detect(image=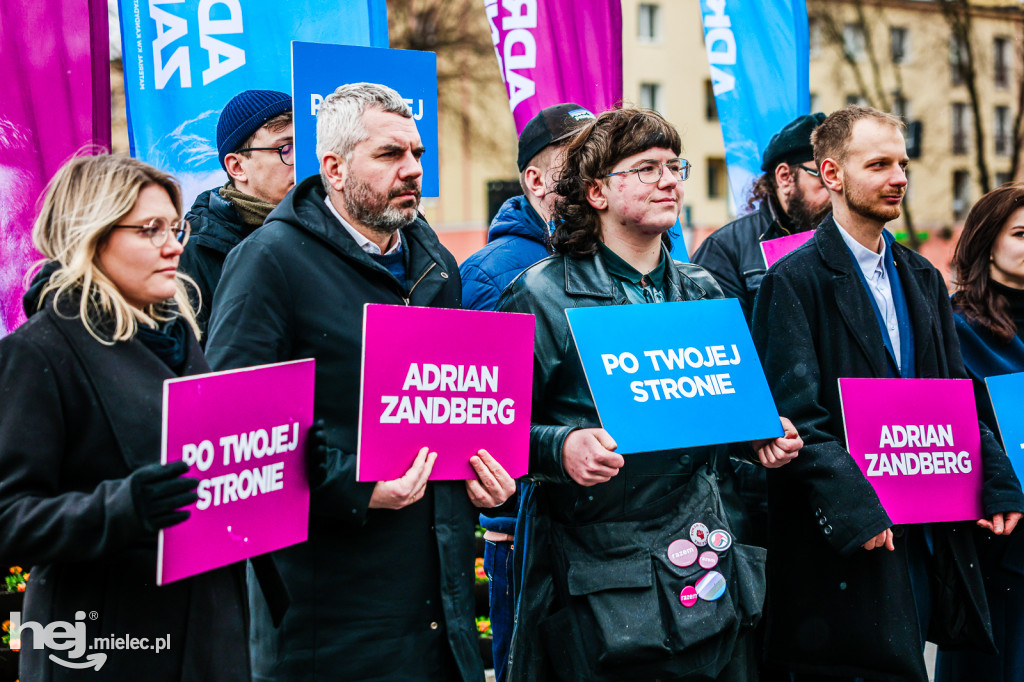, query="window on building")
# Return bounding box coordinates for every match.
[995,106,1010,156]
[952,103,969,155]
[704,80,717,121]
[640,83,662,113]
[996,171,1012,187]
[809,93,820,113]
[808,17,822,59]
[994,37,1009,88]
[707,158,727,200]
[891,93,909,121]
[843,23,866,60]
[953,170,971,221]
[846,94,868,107]
[950,34,968,86]
[890,27,909,64]
[638,4,659,42]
